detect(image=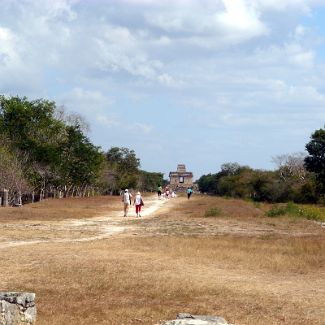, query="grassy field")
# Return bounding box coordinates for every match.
[0,194,324,325]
